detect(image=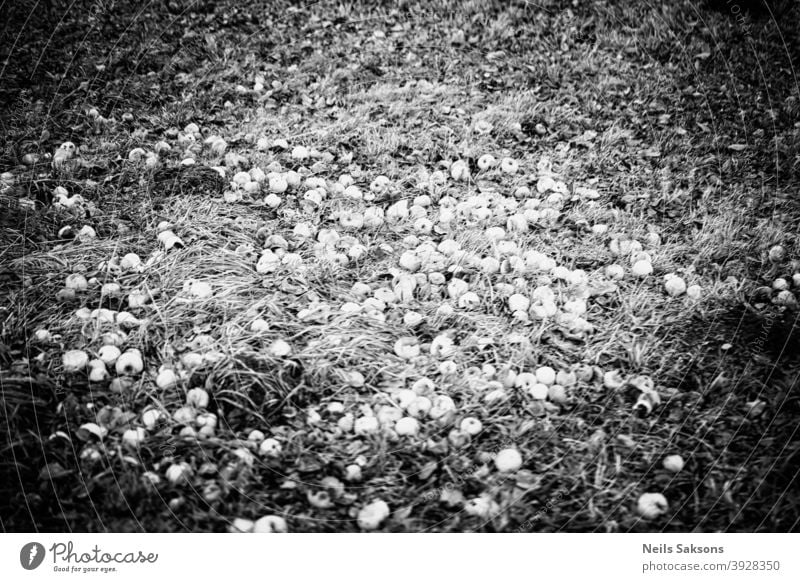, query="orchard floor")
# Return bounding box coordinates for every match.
[1,0,799,532]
